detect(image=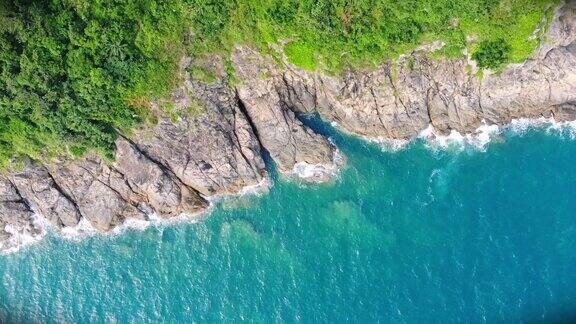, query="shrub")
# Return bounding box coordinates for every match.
[472,39,511,69]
